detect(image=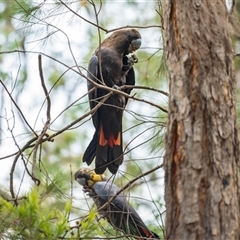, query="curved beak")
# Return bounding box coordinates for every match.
[131,38,141,51]
[76,177,87,186]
